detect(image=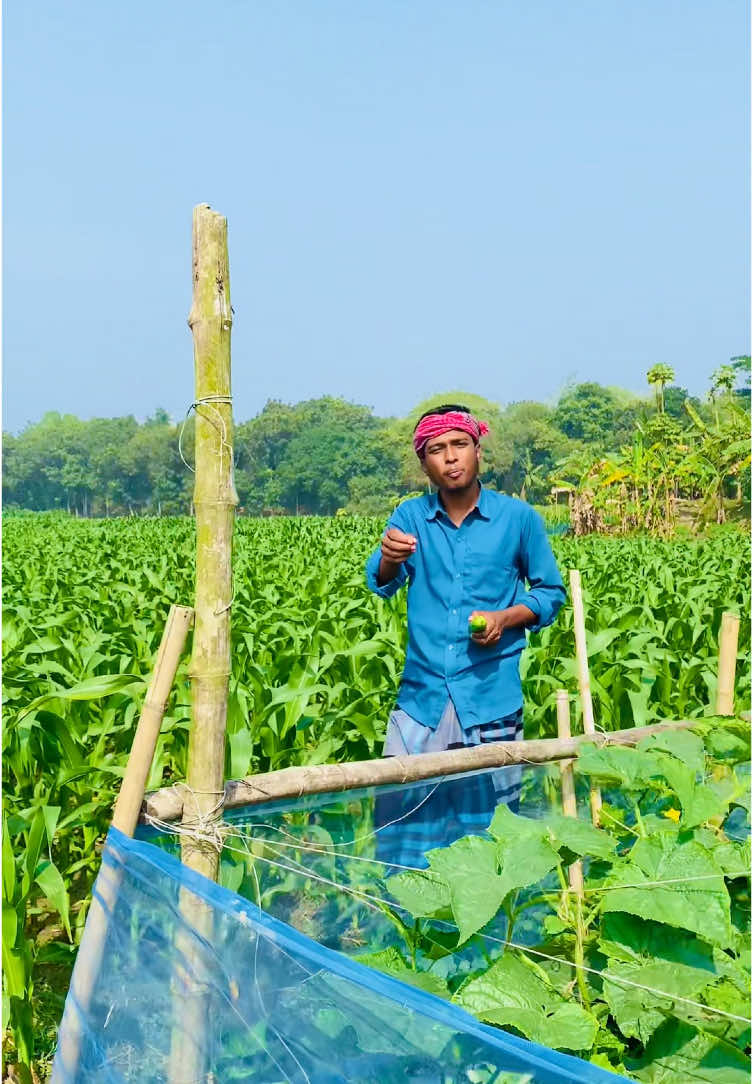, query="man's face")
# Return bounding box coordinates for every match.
[420,428,481,491]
